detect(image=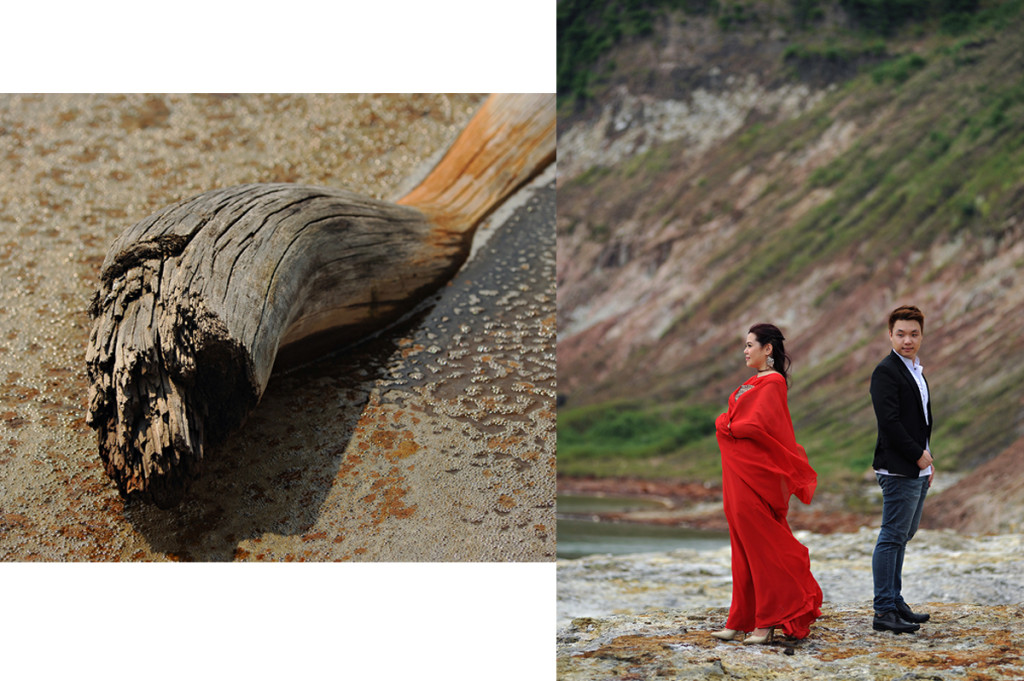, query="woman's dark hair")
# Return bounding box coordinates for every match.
[749,323,792,385]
